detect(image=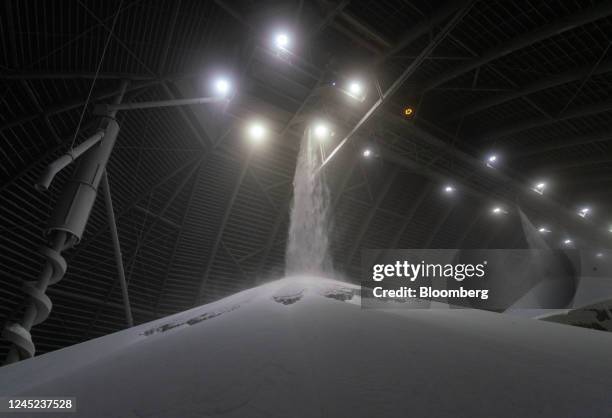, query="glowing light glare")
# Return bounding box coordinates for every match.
[486,154,498,168]
[340,79,366,101]
[563,239,573,245]
[213,78,231,96]
[348,81,362,95]
[532,181,546,194]
[444,185,455,193]
[578,207,590,218]
[492,206,506,215]
[247,121,266,143]
[274,32,290,49]
[538,227,551,233]
[362,149,372,158]
[313,123,329,140]
[404,107,414,118]
[596,252,604,258]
